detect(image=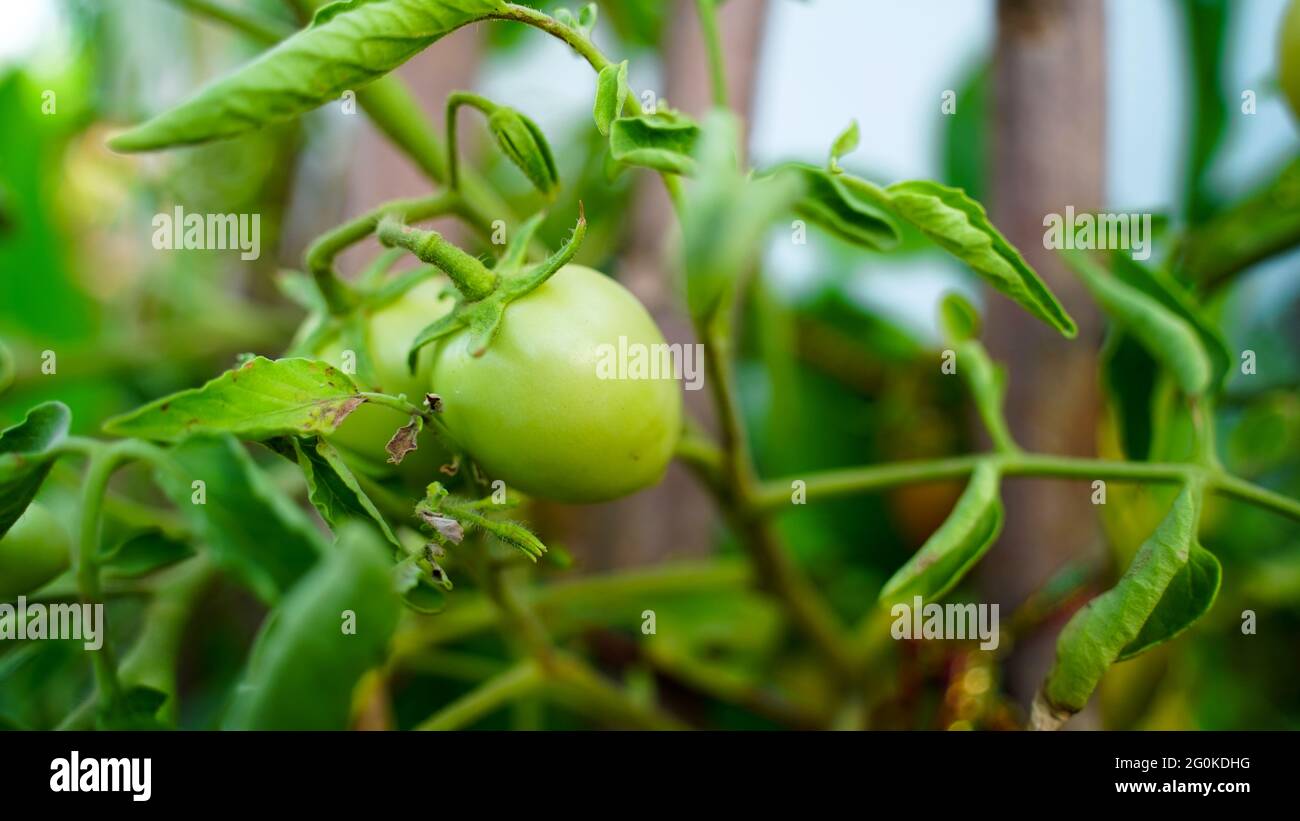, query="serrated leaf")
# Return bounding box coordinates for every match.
[609,113,700,175]
[0,401,70,538]
[1040,486,1203,718]
[769,163,900,251]
[1064,250,1211,397]
[593,60,629,136]
[108,0,506,152]
[879,462,1003,602]
[103,357,365,443]
[222,523,401,729]
[158,435,323,603]
[887,180,1077,337]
